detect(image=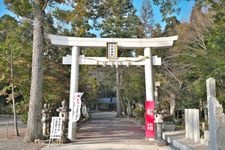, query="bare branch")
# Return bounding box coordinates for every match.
[162,60,182,87]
